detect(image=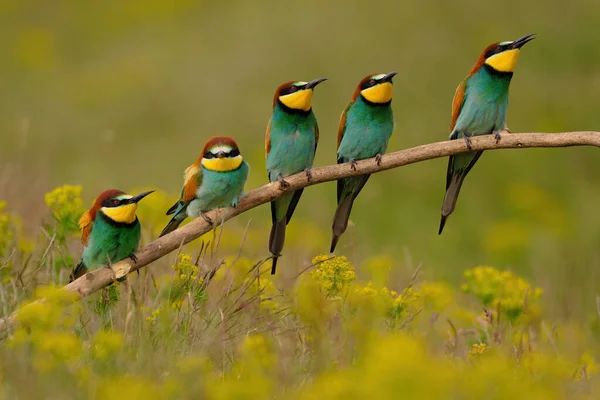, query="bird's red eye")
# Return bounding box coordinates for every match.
[112,199,119,205]
[369,79,376,86]
[289,86,297,92]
